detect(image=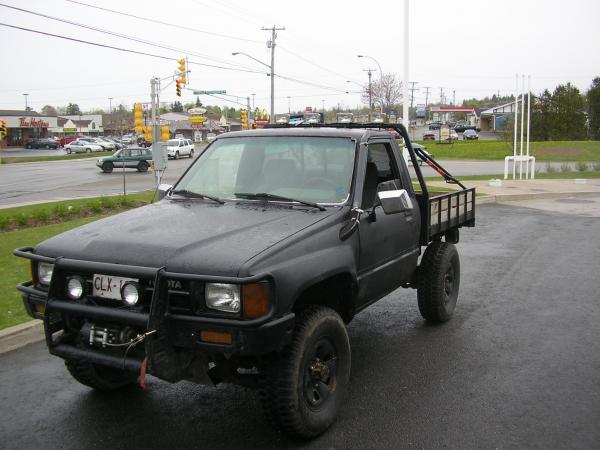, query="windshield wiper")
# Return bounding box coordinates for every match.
[234,192,326,211]
[170,189,225,204]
